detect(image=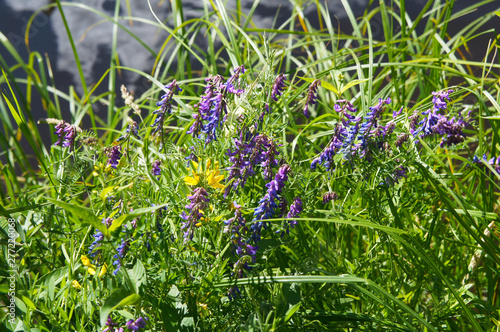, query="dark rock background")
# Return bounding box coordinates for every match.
[2,1,498,96]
